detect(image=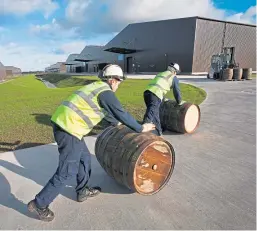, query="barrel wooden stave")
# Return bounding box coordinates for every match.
[160,100,200,134]
[114,132,143,188]
[95,126,118,177]
[221,68,233,81]
[96,126,135,187]
[233,68,243,80]
[242,68,252,80]
[111,128,152,188]
[160,100,184,132]
[95,125,175,195]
